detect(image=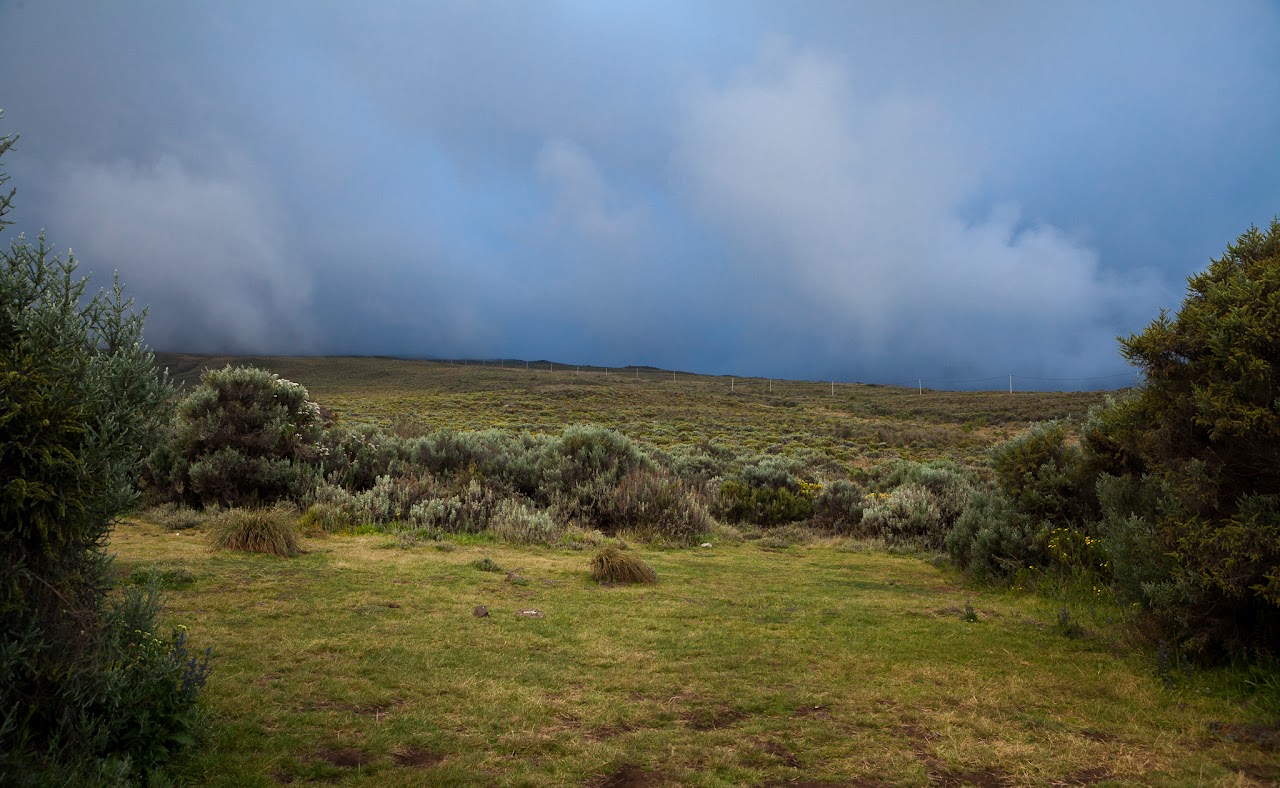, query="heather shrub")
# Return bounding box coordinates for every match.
[738,454,807,490]
[859,484,948,550]
[147,365,324,507]
[811,479,864,533]
[408,479,503,534]
[141,502,210,531]
[866,460,973,531]
[601,468,711,543]
[489,498,565,546]
[716,455,815,525]
[319,424,409,491]
[411,428,545,495]
[208,505,302,557]
[590,546,657,584]
[538,425,652,527]
[297,501,355,534]
[659,440,738,485]
[947,490,1045,579]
